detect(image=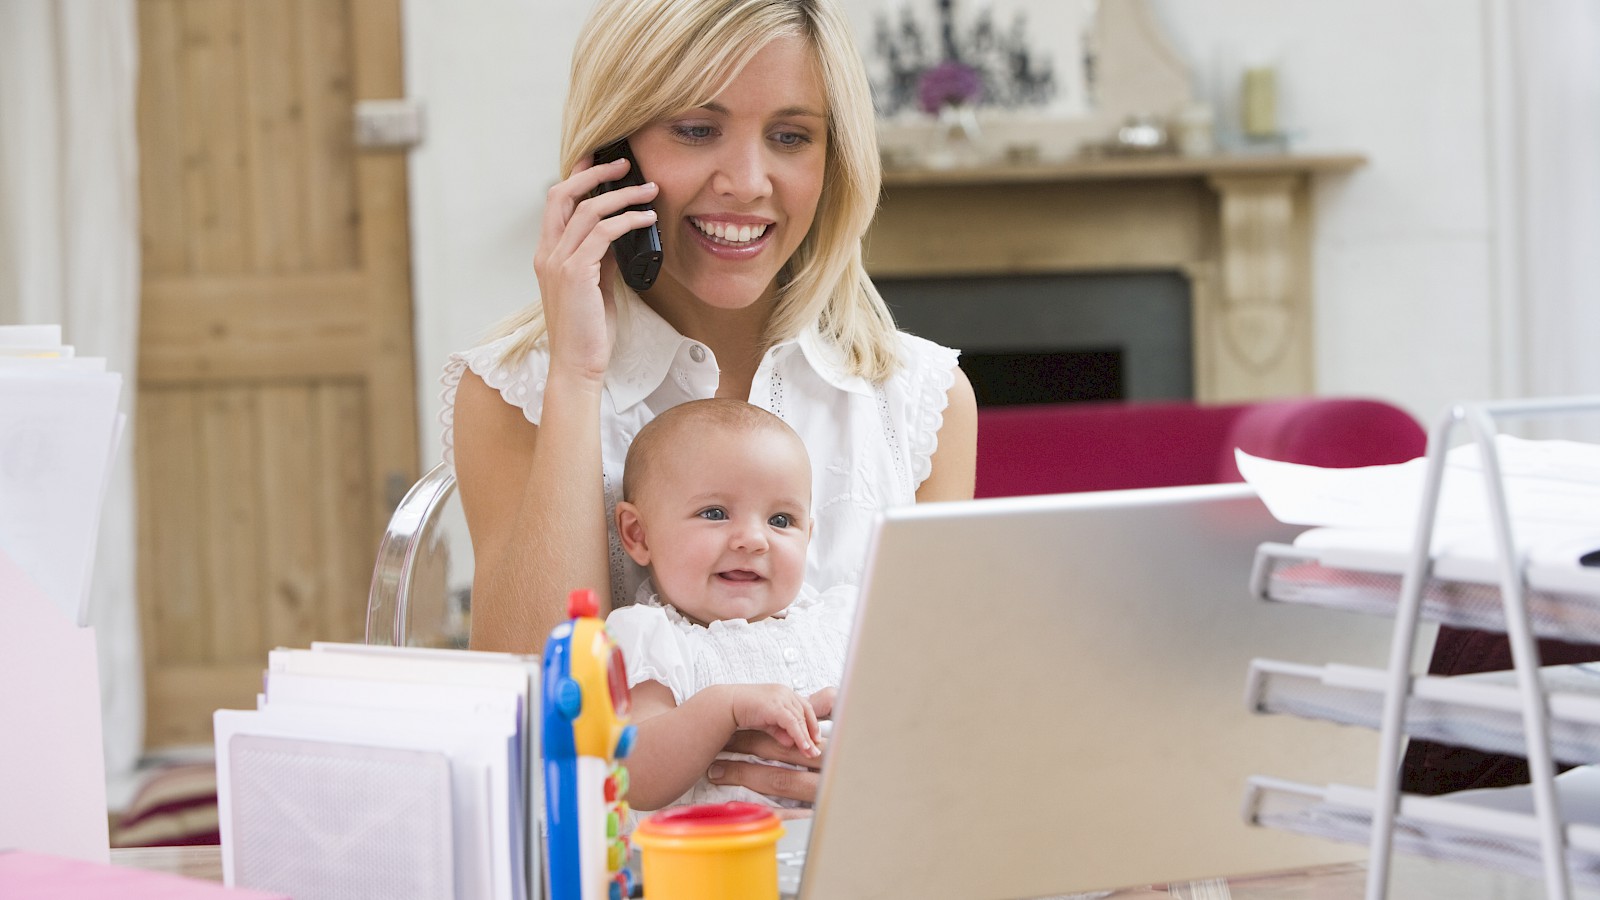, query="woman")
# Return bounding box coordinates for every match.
[443,0,976,804]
